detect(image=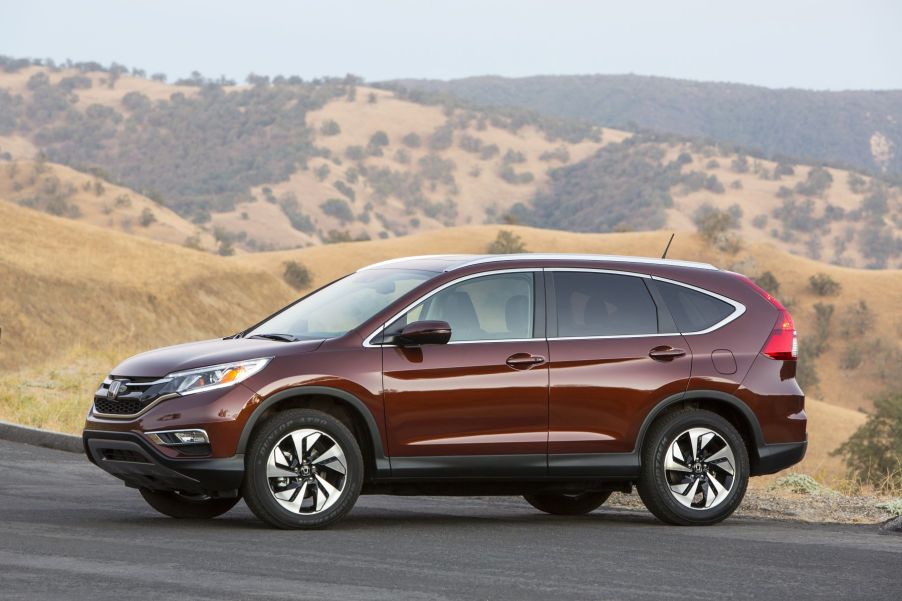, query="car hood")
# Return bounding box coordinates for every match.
[111,337,325,378]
